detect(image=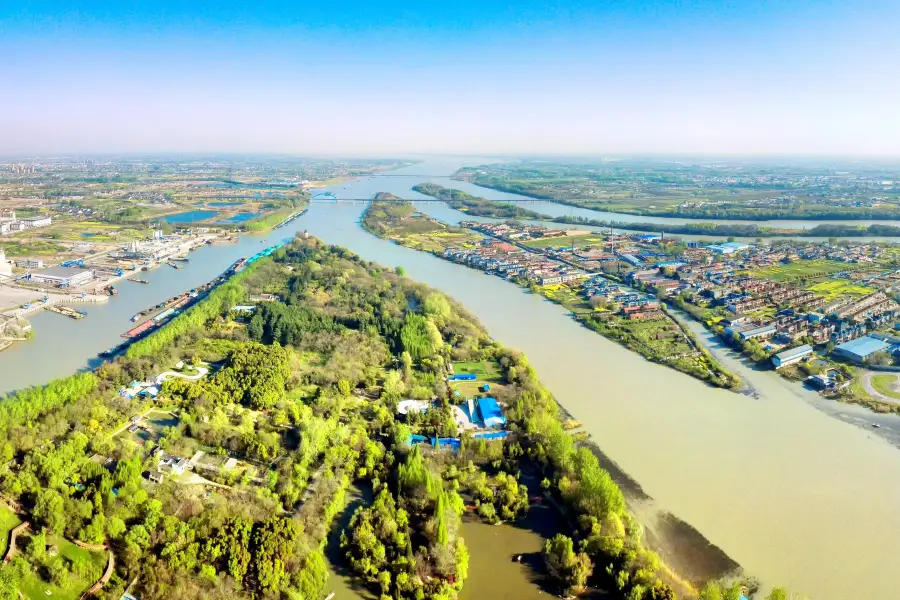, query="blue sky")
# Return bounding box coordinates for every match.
[2,1,898,156]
